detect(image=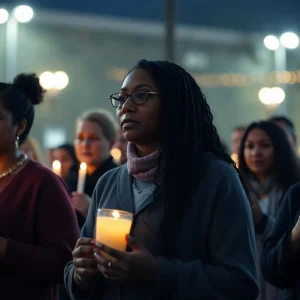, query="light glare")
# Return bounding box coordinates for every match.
[258,87,285,105]
[0,8,9,24]
[13,5,34,23]
[40,72,55,90]
[264,35,280,50]
[280,32,299,49]
[39,71,69,90]
[53,71,69,90]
